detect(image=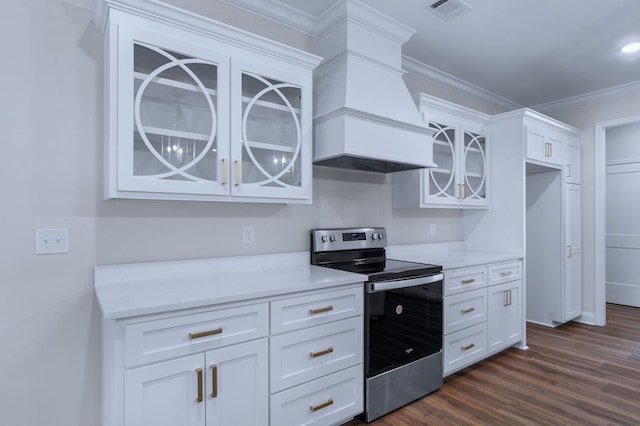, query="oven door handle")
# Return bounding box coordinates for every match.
[368,273,444,293]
